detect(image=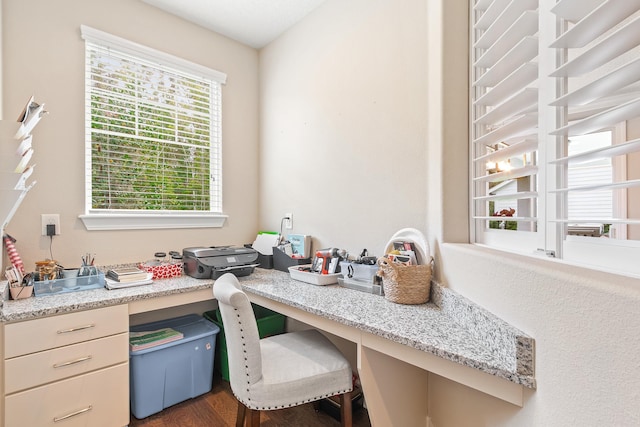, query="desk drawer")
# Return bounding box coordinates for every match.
[5,363,129,427]
[5,332,128,394]
[4,304,128,358]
